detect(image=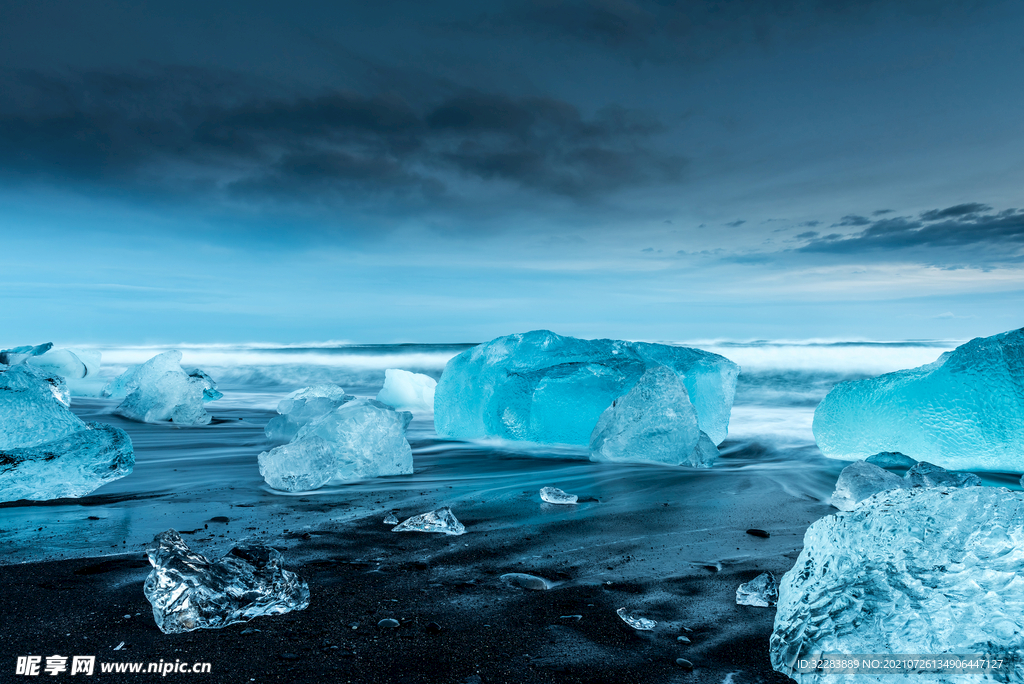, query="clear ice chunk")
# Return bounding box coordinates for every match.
[434,330,738,446]
[904,461,981,488]
[864,451,917,469]
[616,607,656,631]
[107,351,221,425]
[392,507,465,535]
[143,529,309,634]
[0,365,81,450]
[830,460,906,511]
[376,369,436,413]
[259,398,413,491]
[264,384,352,443]
[770,487,1024,682]
[589,365,718,467]
[1,421,134,502]
[383,512,399,525]
[540,486,578,504]
[813,327,1024,470]
[736,572,779,607]
[500,573,553,590]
